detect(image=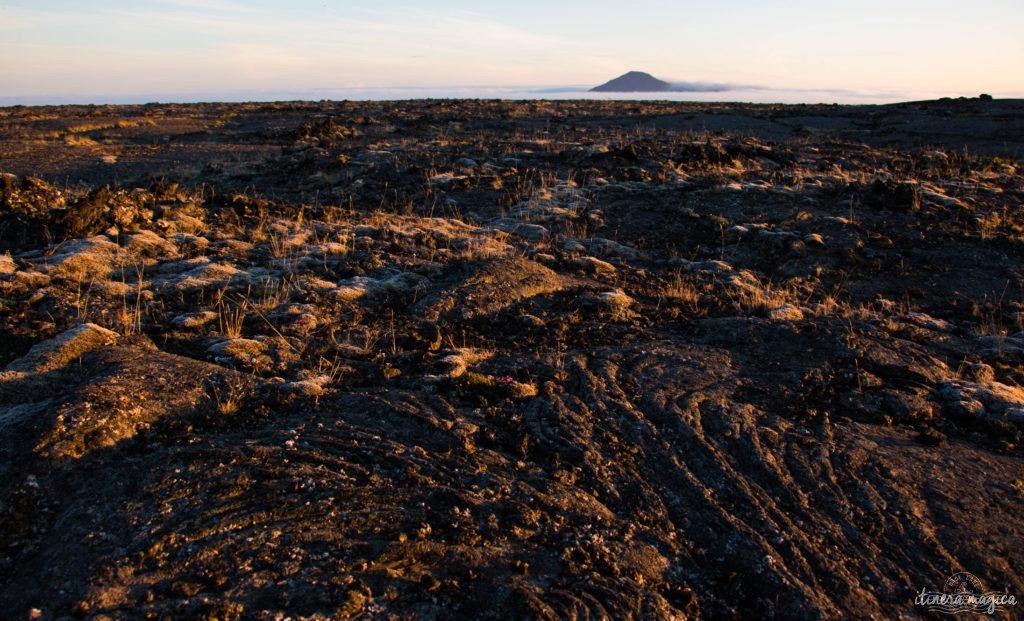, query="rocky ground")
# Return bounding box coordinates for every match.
[1,97,1023,619]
